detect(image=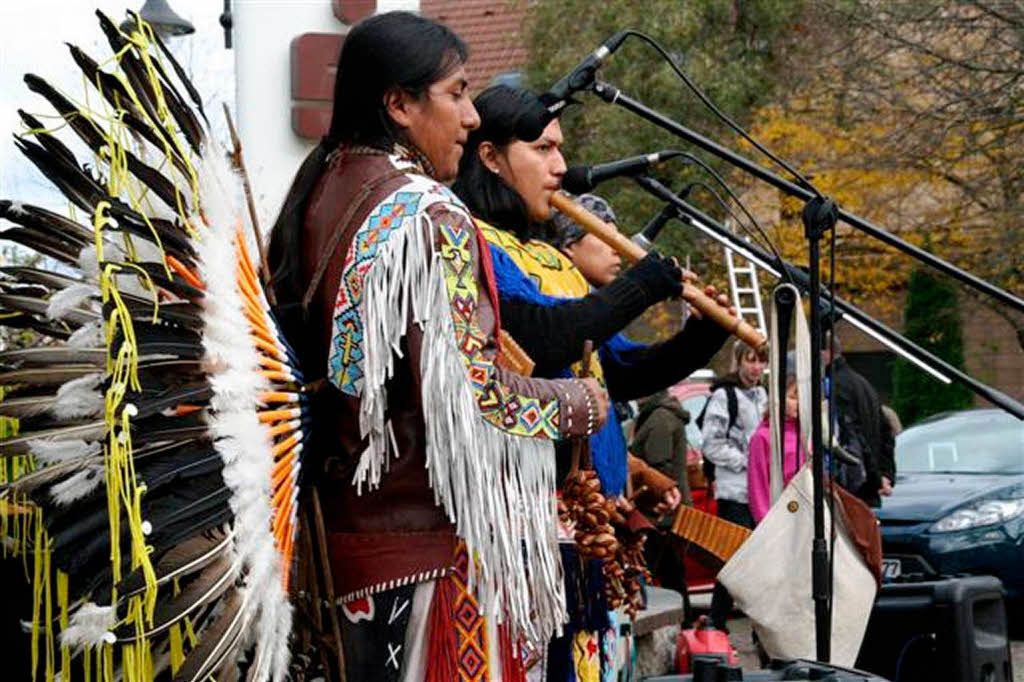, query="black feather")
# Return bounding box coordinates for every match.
[0,227,81,266]
[134,262,204,300]
[130,413,208,447]
[17,110,78,168]
[104,207,197,262]
[66,42,196,184]
[126,322,204,361]
[1,454,99,497]
[23,74,186,213]
[0,312,72,341]
[0,293,96,327]
[121,555,235,639]
[13,136,107,213]
[0,364,99,388]
[138,45,205,154]
[0,266,83,291]
[0,200,94,246]
[96,11,202,156]
[149,30,208,127]
[175,587,247,682]
[132,383,213,419]
[119,296,203,330]
[121,527,232,599]
[0,346,105,367]
[0,420,105,457]
[0,394,58,419]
